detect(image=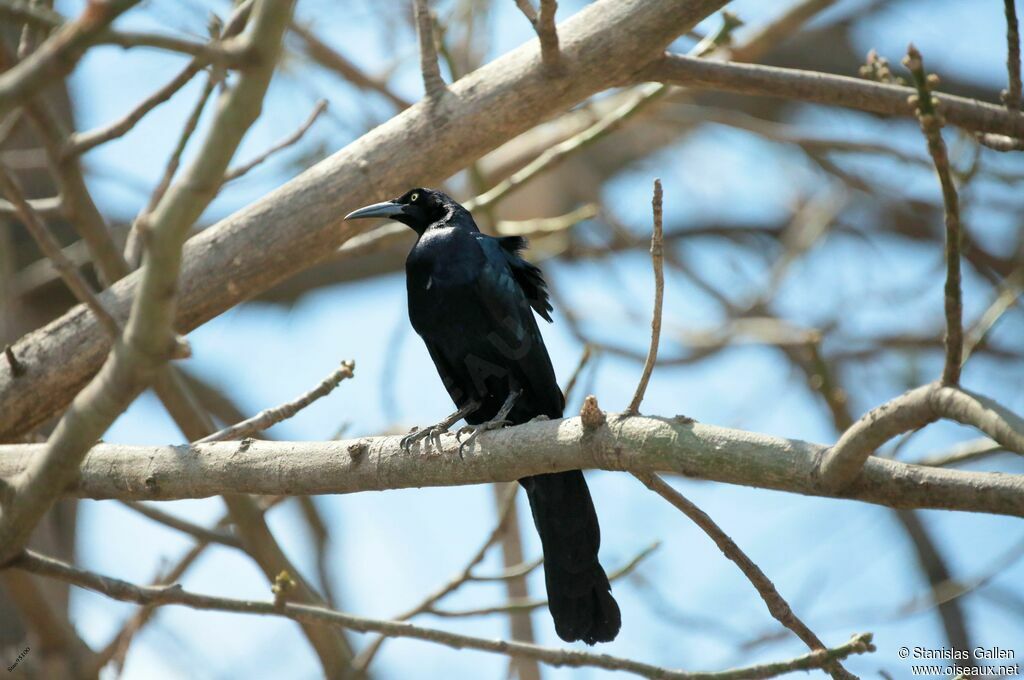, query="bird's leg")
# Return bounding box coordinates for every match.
[400,401,478,452]
[456,389,522,457]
